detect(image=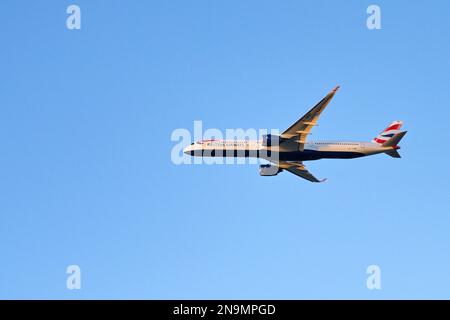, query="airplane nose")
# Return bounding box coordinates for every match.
[183,145,192,155]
